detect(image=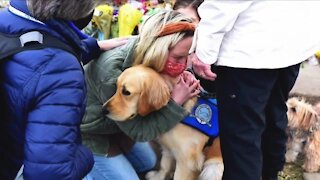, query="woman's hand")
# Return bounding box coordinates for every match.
[171,71,200,105]
[98,37,129,51]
